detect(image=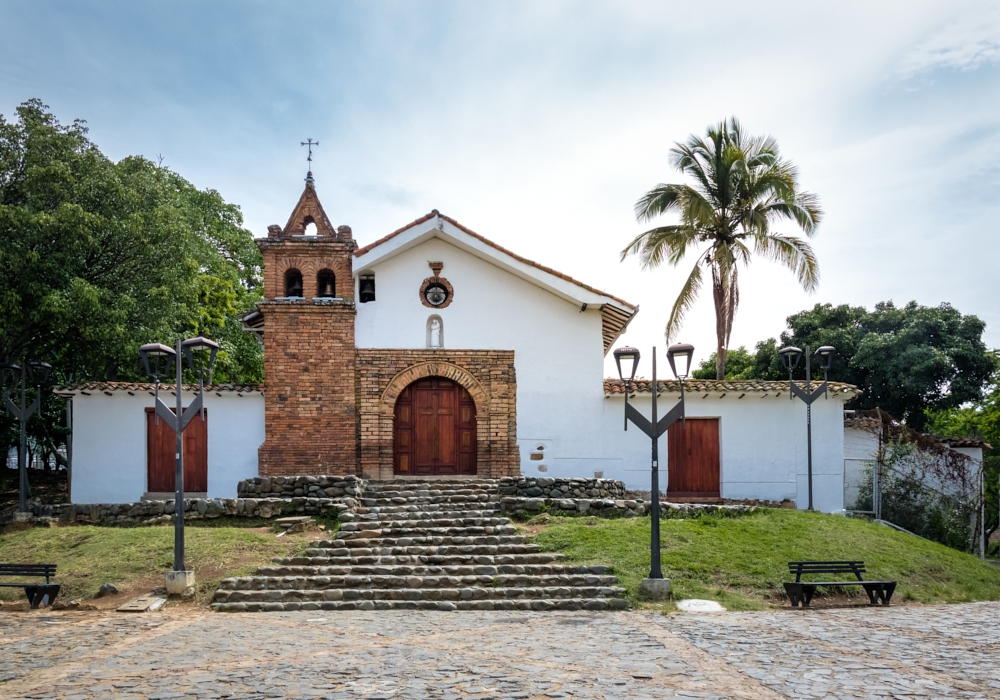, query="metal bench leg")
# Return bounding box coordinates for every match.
[880,582,896,606]
[24,585,61,609]
[801,585,817,607]
[862,583,879,605]
[783,583,803,607]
